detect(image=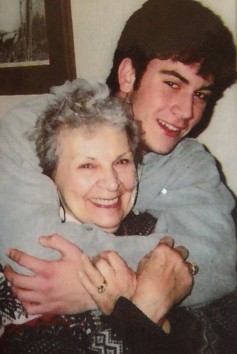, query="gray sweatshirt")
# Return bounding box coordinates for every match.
[0,79,236,307]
